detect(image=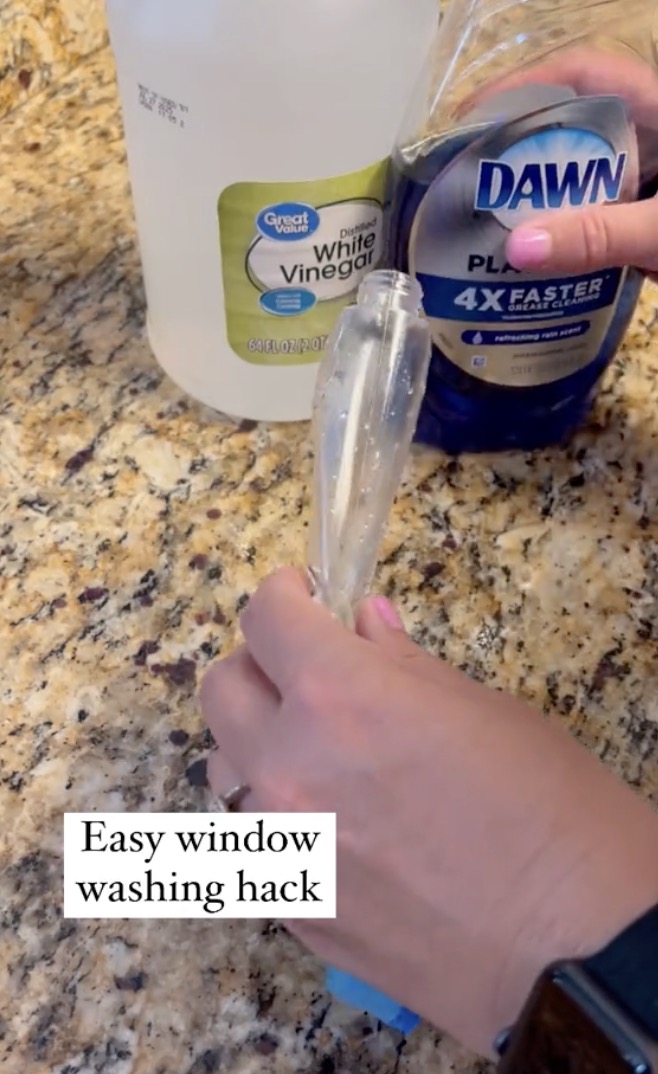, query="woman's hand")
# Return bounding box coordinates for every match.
[506,187,658,277]
[472,45,658,276]
[200,568,658,1056]
[507,199,658,276]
